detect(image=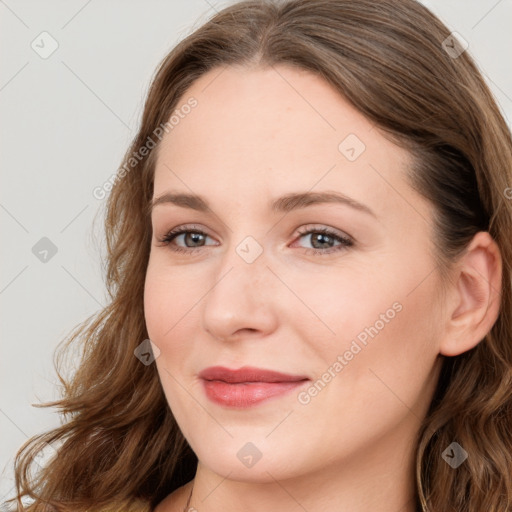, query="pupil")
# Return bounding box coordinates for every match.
[313,233,332,249]
[187,233,204,246]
